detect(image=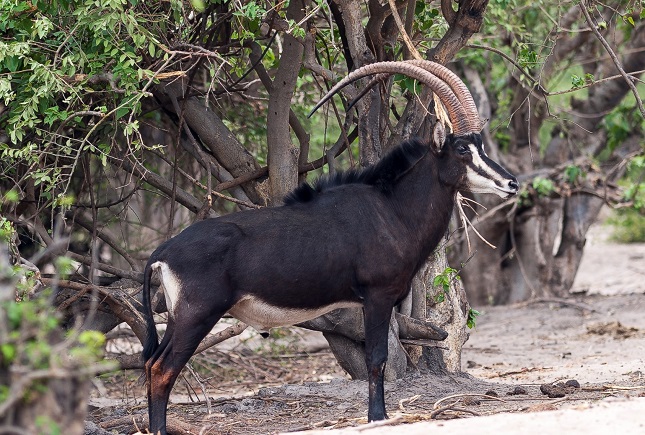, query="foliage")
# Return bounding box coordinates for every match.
[0,222,115,416]
[532,177,556,197]
[433,267,460,303]
[602,104,642,153]
[607,208,645,243]
[0,0,161,209]
[571,73,595,89]
[466,308,480,329]
[608,155,645,243]
[564,165,584,185]
[0,273,111,368]
[433,267,479,328]
[623,155,645,210]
